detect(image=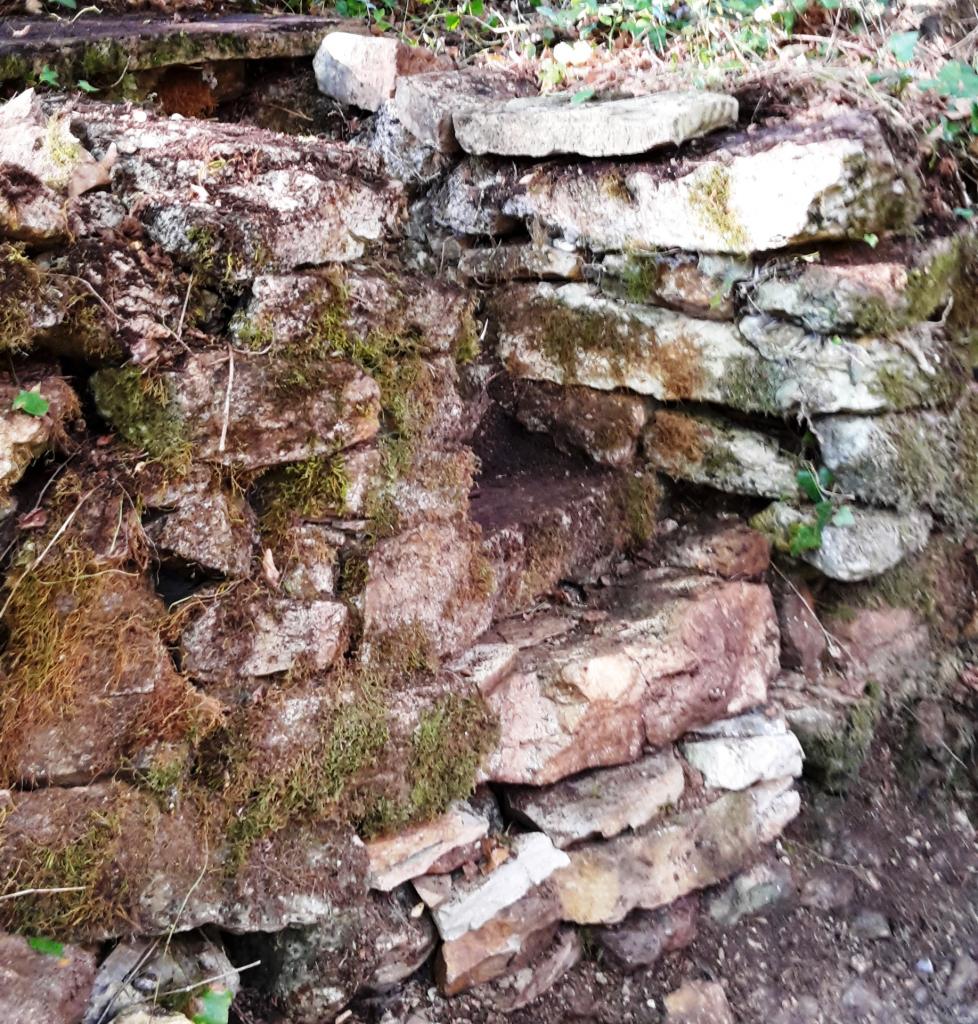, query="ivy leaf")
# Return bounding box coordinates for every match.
[77,80,98,94]
[817,466,835,490]
[954,207,975,220]
[887,30,919,64]
[863,232,879,248]
[28,936,64,957]
[920,60,978,100]
[796,468,822,503]
[12,389,50,417]
[789,522,822,556]
[38,67,60,88]
[191,988,233,1024]
[832,505,855,528]
[571,86,596,104]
